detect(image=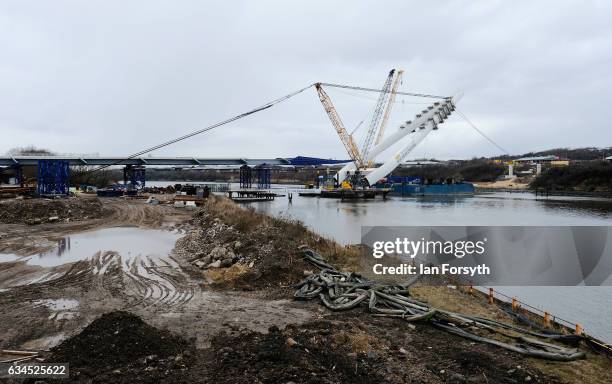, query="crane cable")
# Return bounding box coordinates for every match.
[85,81,450,174]
[455,109,510,156]
[86,83,316,173]
[318,82,448,99]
